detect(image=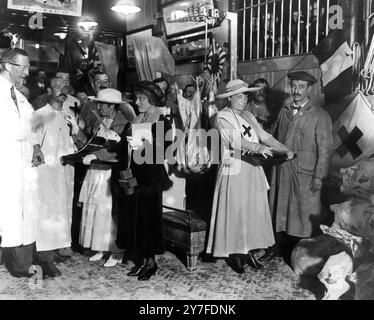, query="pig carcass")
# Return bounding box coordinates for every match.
[340,160,374,198]
[349,262,374,300]
[330,199,374,239]
[291,235,349,276]
[318,252,354,300]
